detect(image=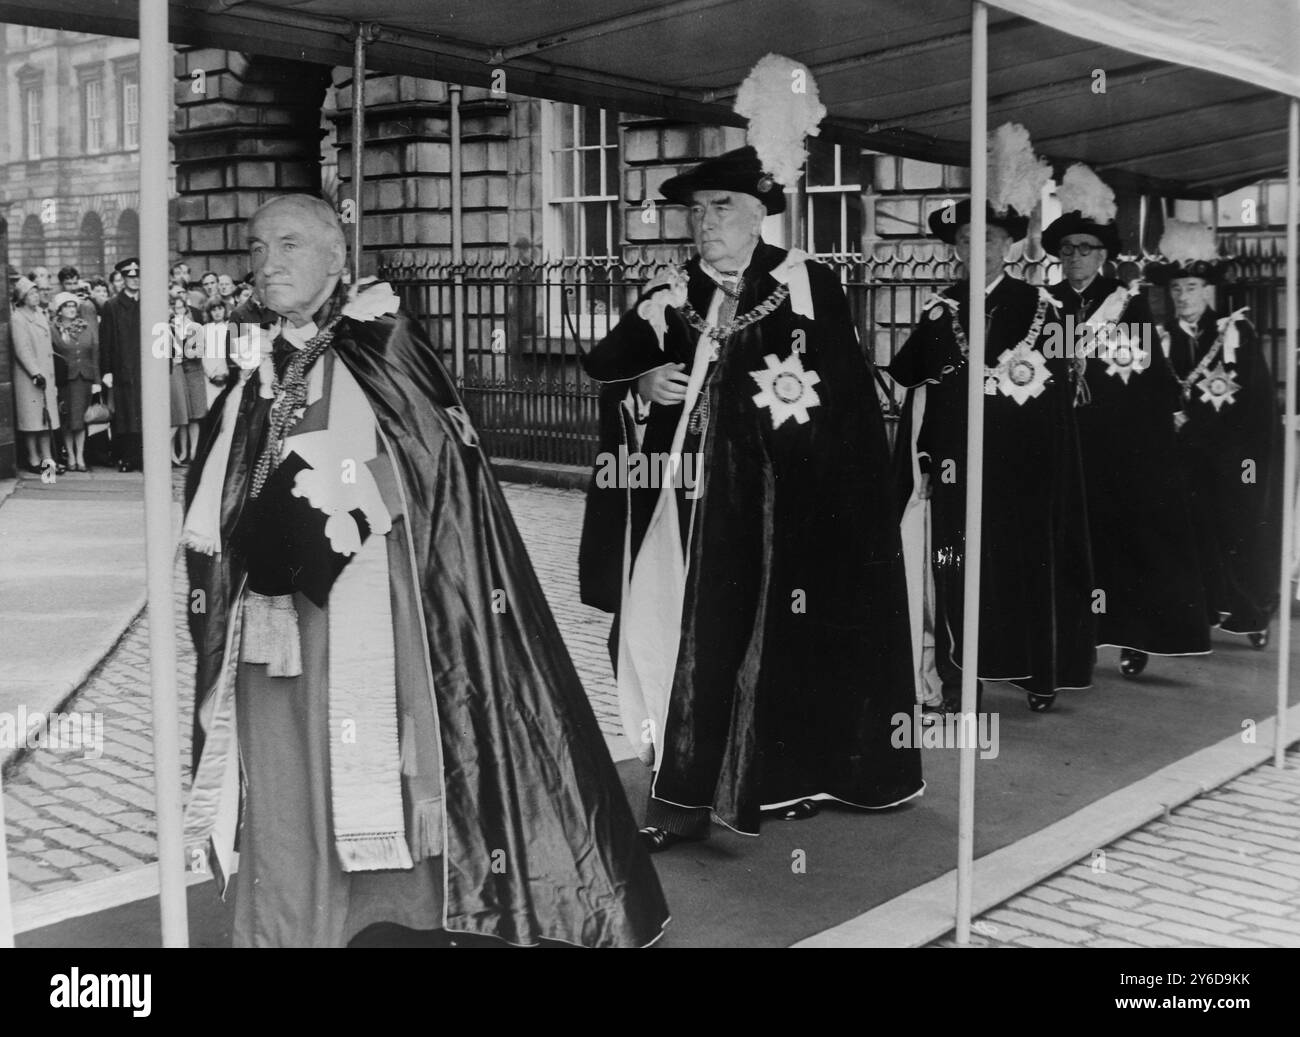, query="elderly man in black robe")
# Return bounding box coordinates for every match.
[887,200,1095,714]
[579,147,923,853]
[1042,168,1210,678]
[1146,221,1283,646]
[181,194,668,947]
